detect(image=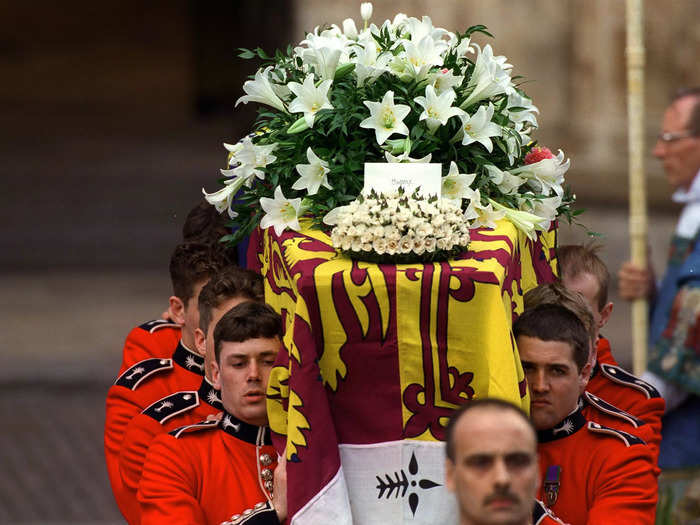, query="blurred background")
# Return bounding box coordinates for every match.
[0,1,697,523]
